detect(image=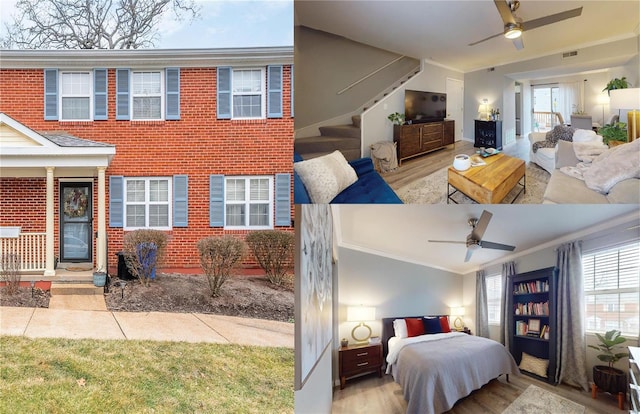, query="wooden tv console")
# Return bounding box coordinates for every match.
[393,120,454,165]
